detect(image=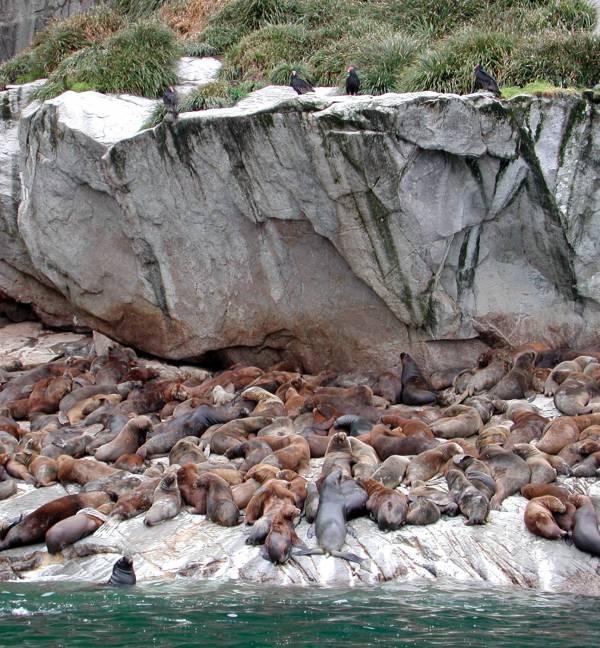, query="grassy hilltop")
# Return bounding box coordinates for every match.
[0,0,599,108]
